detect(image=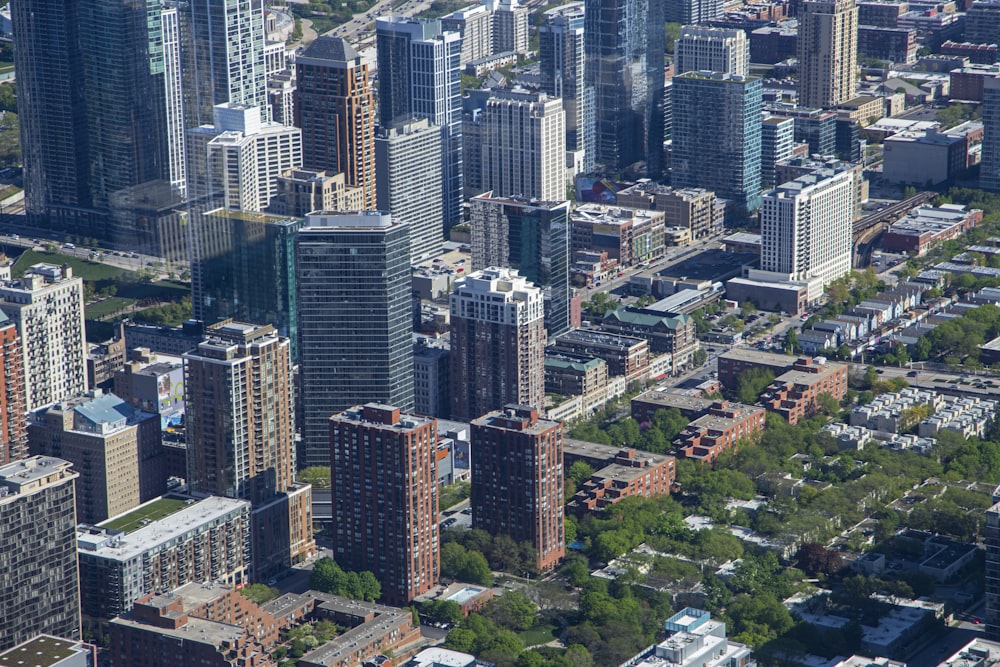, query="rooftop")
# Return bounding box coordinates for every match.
[0,635,92,667]
[96,495,189,534]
